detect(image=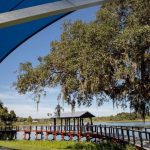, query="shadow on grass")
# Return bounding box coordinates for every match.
[0,146,18,150]
[66,142,126,150]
